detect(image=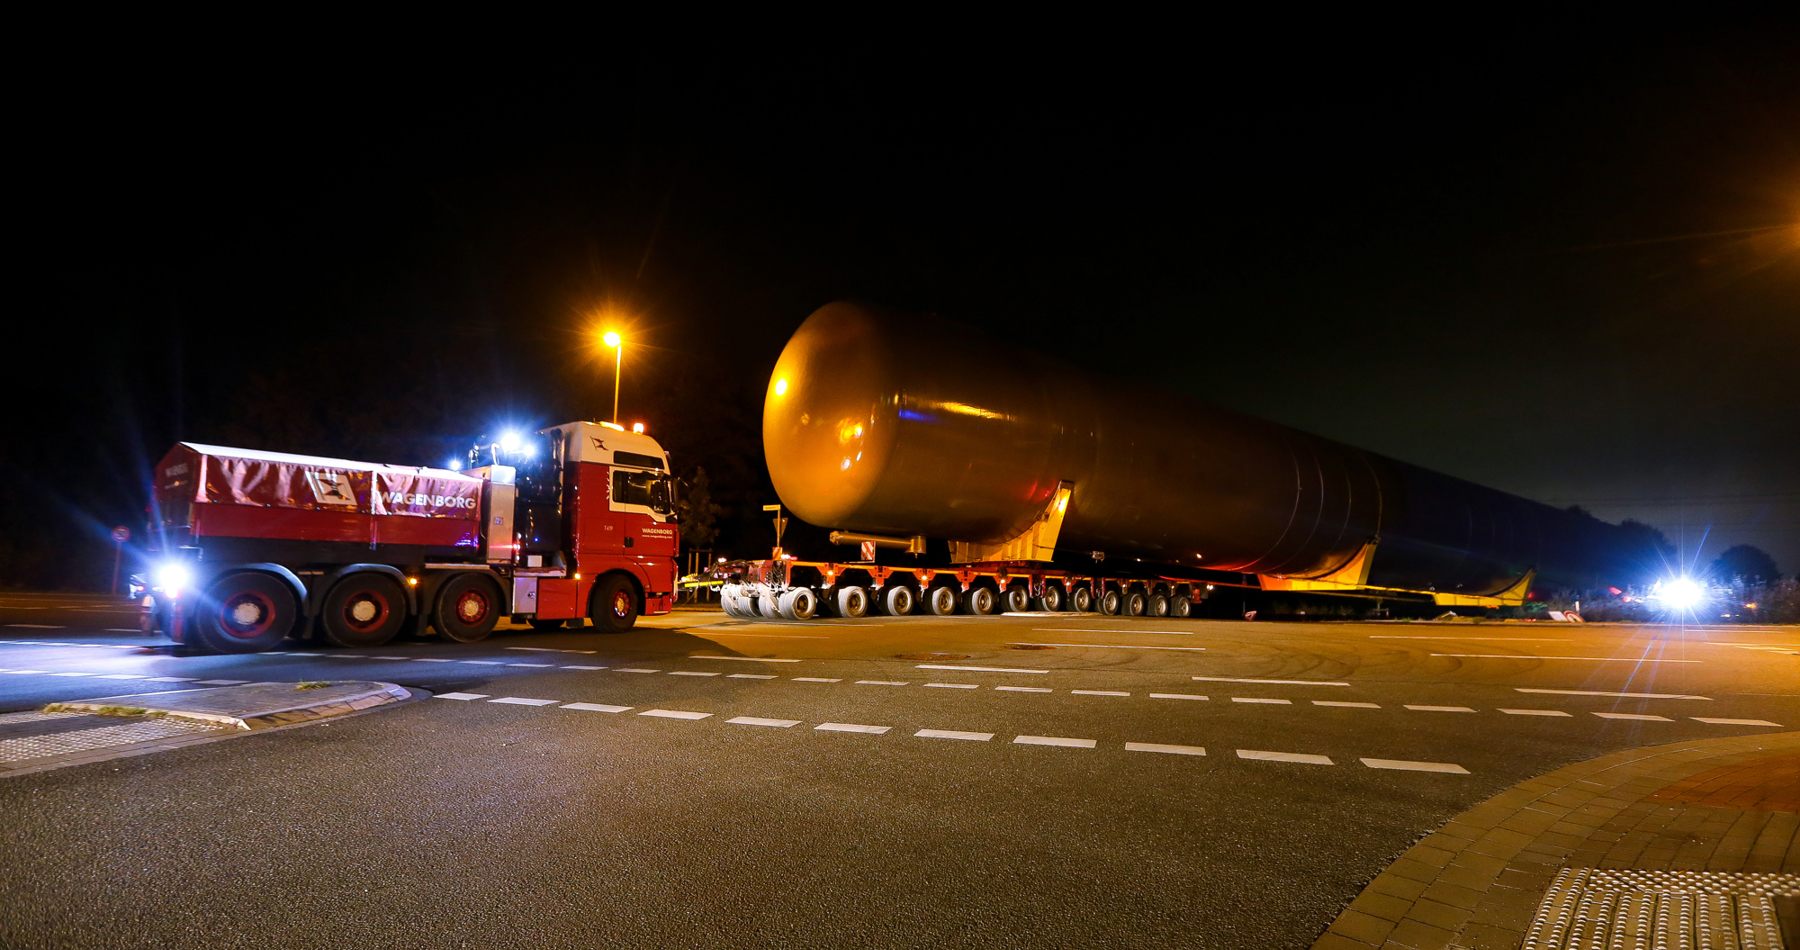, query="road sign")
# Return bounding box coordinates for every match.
[112,526,131,543]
